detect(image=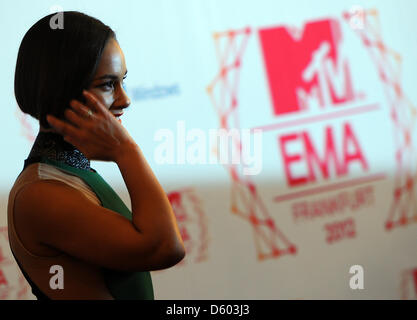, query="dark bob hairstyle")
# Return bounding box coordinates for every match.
[14,11,116,129]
